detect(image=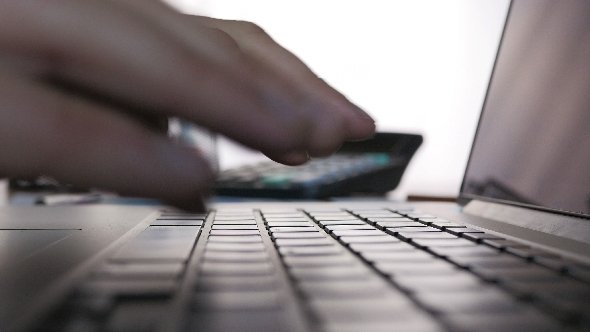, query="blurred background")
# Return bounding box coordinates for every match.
[163,0,510,200]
